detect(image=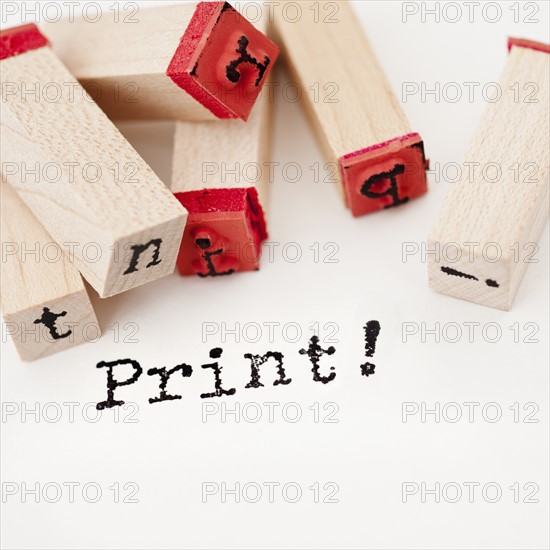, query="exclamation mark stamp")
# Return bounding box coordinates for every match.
[360,321,381,377]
